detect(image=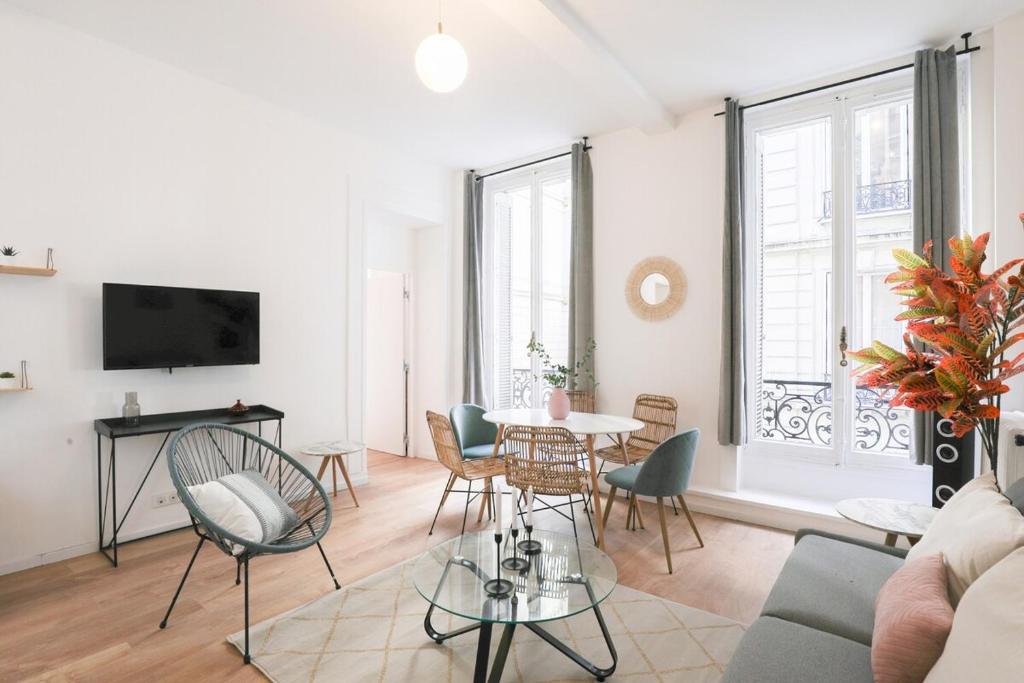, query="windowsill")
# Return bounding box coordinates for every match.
[687,485,843,519]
